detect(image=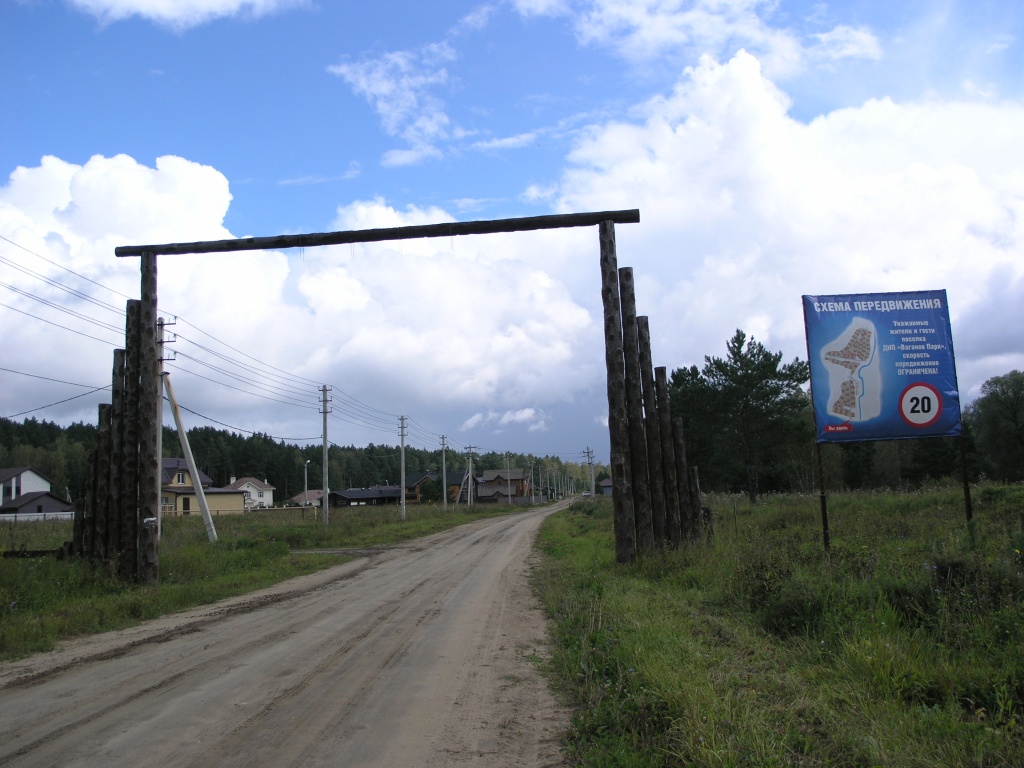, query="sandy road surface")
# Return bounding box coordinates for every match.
[0,503,571,767]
